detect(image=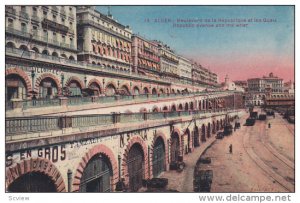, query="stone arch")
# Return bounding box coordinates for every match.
[34,73,61,95]
[150,131,168,177]
[6,41,16,48]
[65,76,85,90]
[139,107,147,112]
[72,144,118,192]
[185,128,192,153]
[31,47,40,53]
[119,84,131,96]
[199,100,202,110]
[178,103,183,111]
[152,87,157,95]
[162,106,169,112]
[87,78,103,94]
[5,67,32,96]
[193,125,200,147]
[171,104,177,112]
[184,102,189,111]
[170,127,182,163]
[6,158,66,192]
[152,105,159,112]
[19,44,29,51]
[122,136,149,188]
[132,86,140,95]
[190,101,194,110]
[143,86,149,94]
[216,120,220,131]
